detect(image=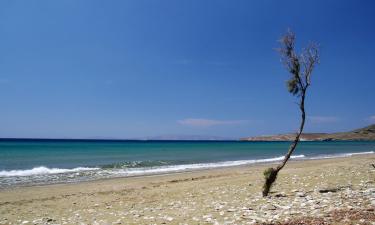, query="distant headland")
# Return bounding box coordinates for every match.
[240,124,375,141]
